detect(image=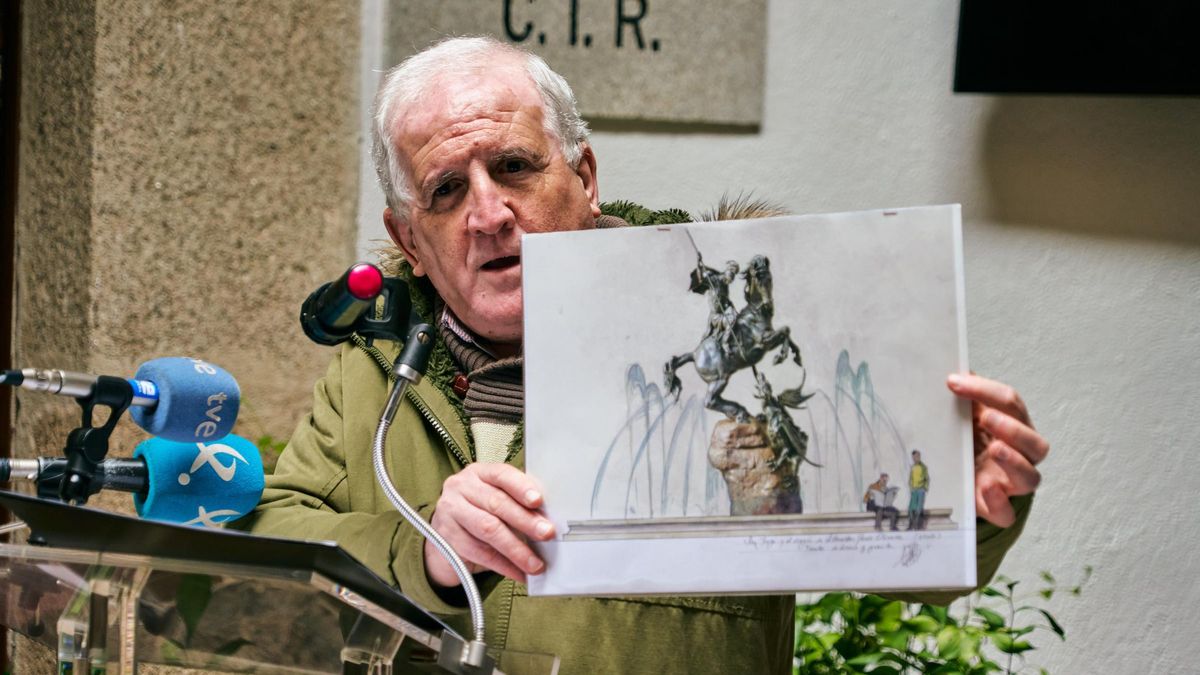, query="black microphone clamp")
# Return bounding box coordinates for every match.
[300,264,417,347]
[58,375,135,504]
